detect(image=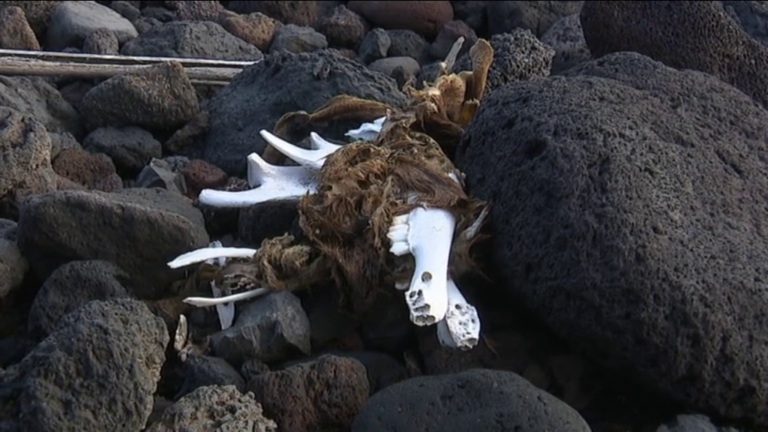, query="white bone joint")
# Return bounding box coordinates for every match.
[436,278,481,350]
[259,130,342,170]
[198,152,318,208]
[345,116,386,142]
[387,206,455,326]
